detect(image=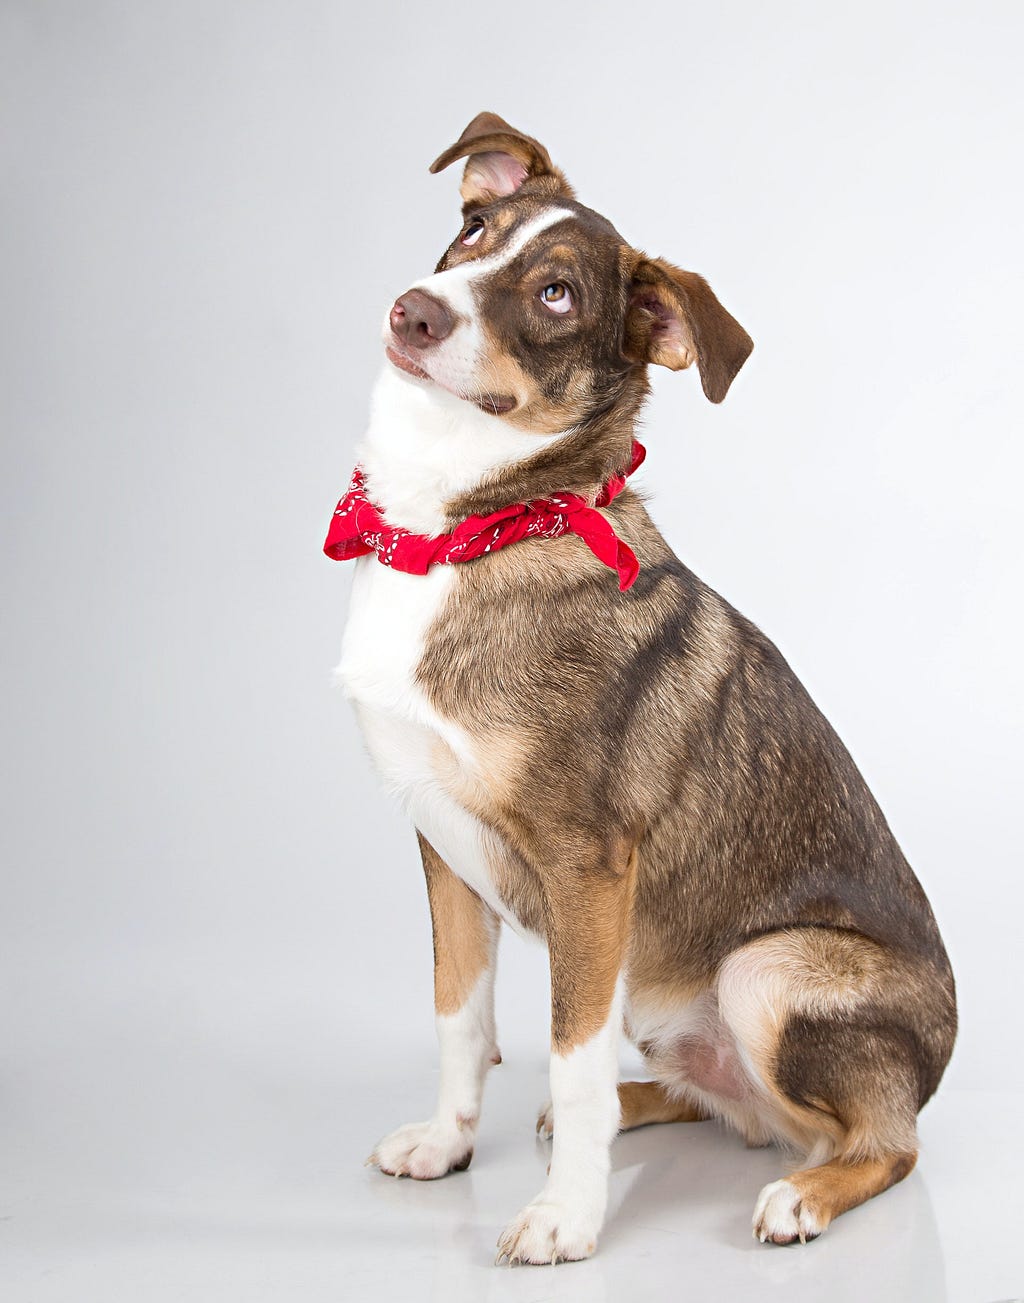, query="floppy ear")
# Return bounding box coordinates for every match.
[624,256,753,403]
[429,111,574,210]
